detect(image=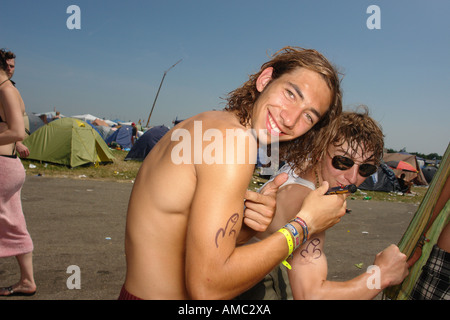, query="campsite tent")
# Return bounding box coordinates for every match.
[91,118,109,127]
[26,113,45,135]
[383,153,428,185]
[71,113,117,127]
[23,117,115,168]
[91,124,114,141]
[72,114,117,127]
[34,111,65,123]
[422,166,438,183]
[359,163,401,192]
[105,125,134,149]
[125,125,169,161]
[71,113,97,122]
